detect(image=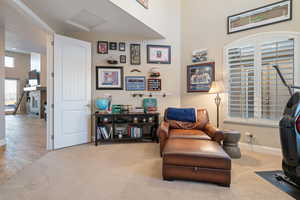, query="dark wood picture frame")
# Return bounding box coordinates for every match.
[148,79,162,91]
[96,66,124,90]
[119,42,126,51]
[147,45,171,64]
[97,41,108,54]
[187,62,215,93]
[130,44,141,65]
[109,42,118,50]
[120,55,126,64]
[227,0,292,34]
